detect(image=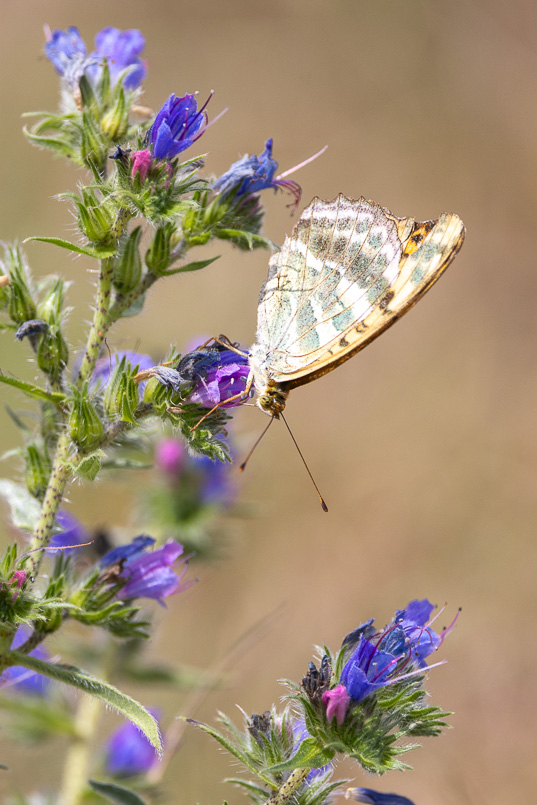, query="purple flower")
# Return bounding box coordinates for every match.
[91,27,146,90]
[377,599,452,668]
[49,510,90,553]
[106,710,160,776]
[90,350,153,394]
[149,93,210,159]
[45,26,87,81]
[131,149,154,182]
[325,599,456,718]
[155,439,186,478]
[45,26,146,90]
[185,347,251,409]
[193,455,236,506]
[213,138,301,207]
[322,684,350,726]
[101,536,194,604]
[1,626,49,696]
[100,535,156,568]
[347,788,415,805]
